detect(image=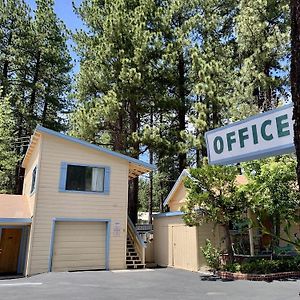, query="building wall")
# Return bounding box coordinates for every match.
[23,138,41,215]
[27,133,129,275]
[279,210,300,248]
[168,182,186,212]
[197,223,225,266]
